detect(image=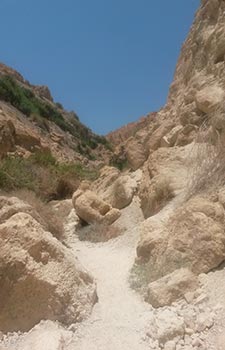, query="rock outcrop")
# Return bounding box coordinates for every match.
[0,198,97,333]
[146,268,198,308]
[139,145,190,218]
[0,64,113,164]
[137,196,225,282]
